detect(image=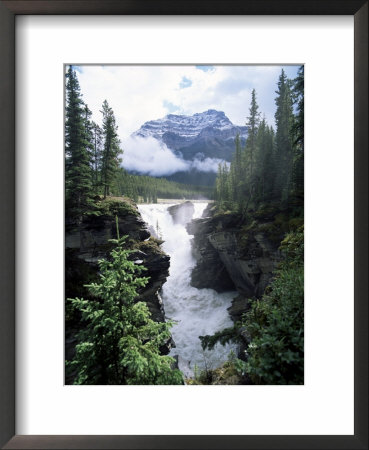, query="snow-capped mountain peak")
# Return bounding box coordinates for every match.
[132,109,246,142]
